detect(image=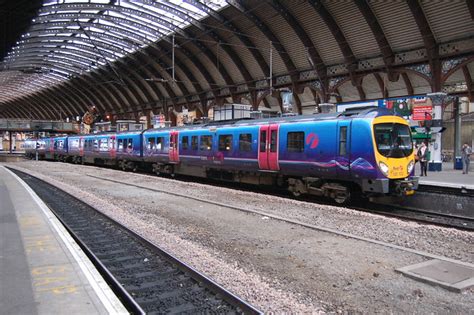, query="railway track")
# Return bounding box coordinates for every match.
[417,184,474,197]
[10,168,262,315]
[354,203,474,231]
[79,171,474,232]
